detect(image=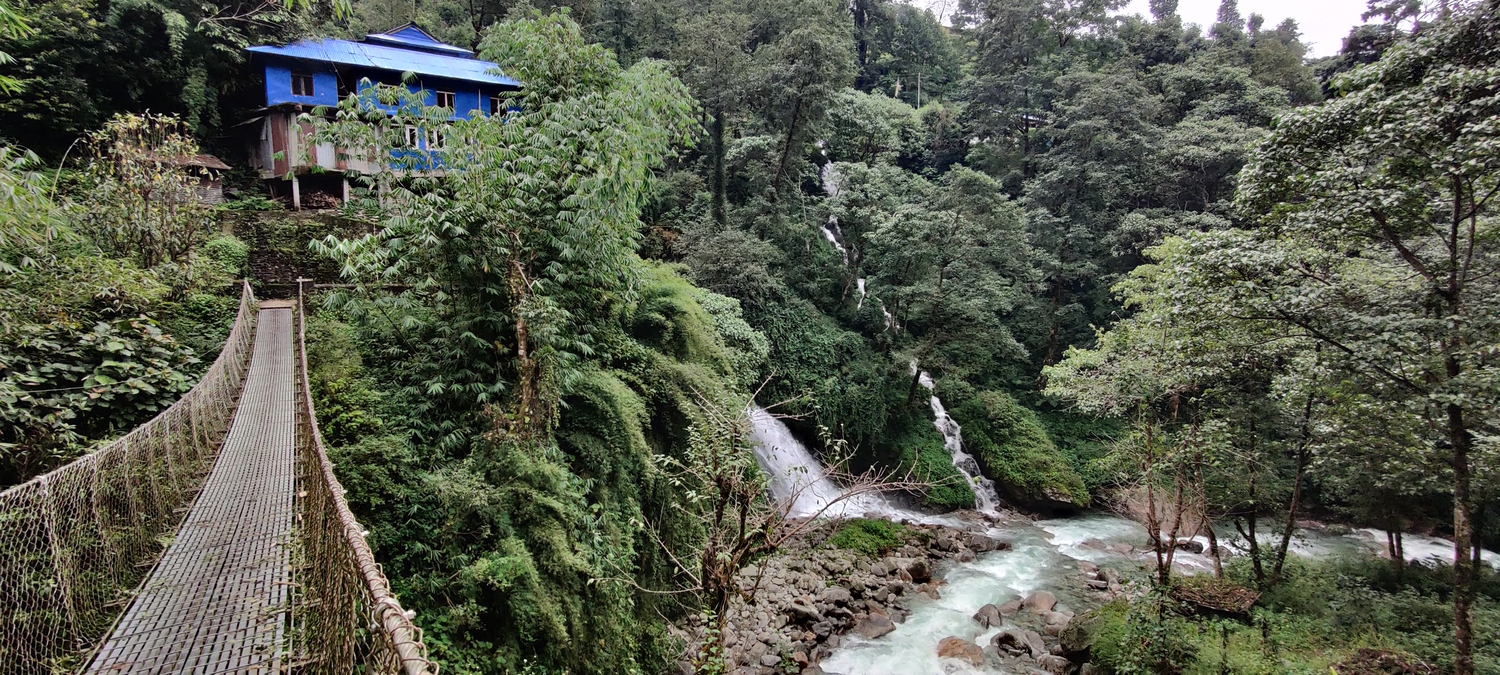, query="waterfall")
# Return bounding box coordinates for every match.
[748,405,919,520]
[913,367,1002,514]
[856,278,867,311]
